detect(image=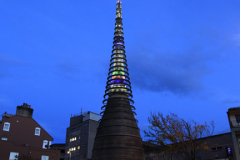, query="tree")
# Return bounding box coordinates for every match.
[144,112,214,160]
